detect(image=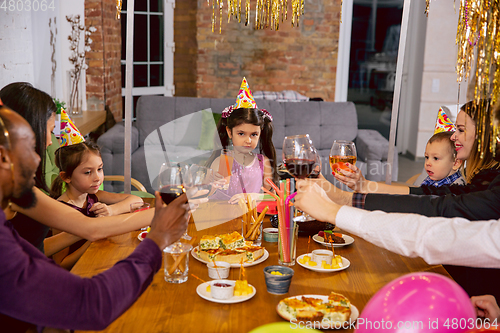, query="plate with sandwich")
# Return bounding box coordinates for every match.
[192,231,269,267]
[313,231,354,247]
[276,292,358,329]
